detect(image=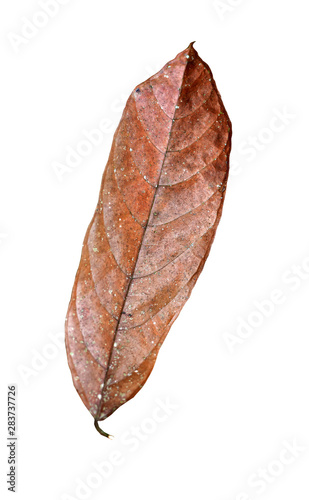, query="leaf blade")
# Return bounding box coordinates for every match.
[65,43,232,423]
